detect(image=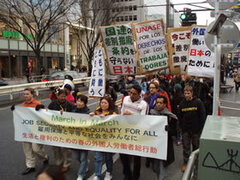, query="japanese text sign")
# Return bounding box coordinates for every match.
[13,106,168,160]
[170,31,191,68]
[133,20,168,73]
[188,26,215,77]
[100,24,137,75]
[88,46,105,97]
